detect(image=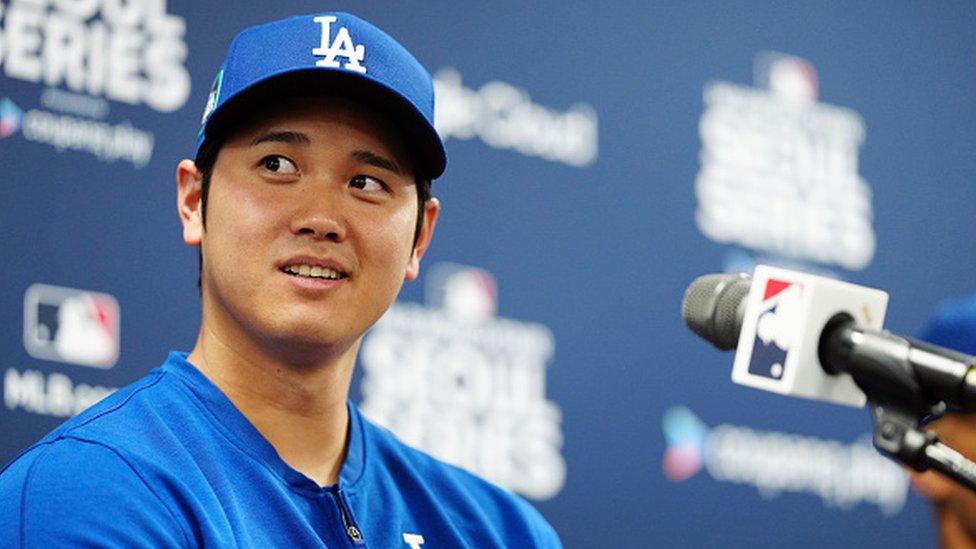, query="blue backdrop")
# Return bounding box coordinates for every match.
[3,1,975,546]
